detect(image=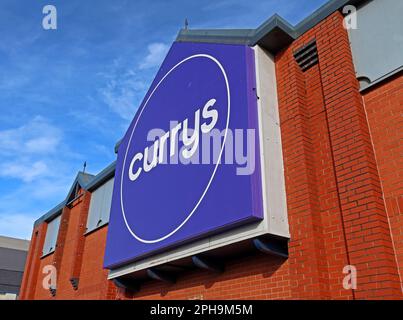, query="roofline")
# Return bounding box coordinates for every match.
[0,235,30,251]
[86,161,116,192]
[114,139,122,154]
[35,0,370,229]
[176,0,368,53]
[114,0,369,154]
[34,200,66,227]
[64,171,94,203]
[34,162,116,227]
